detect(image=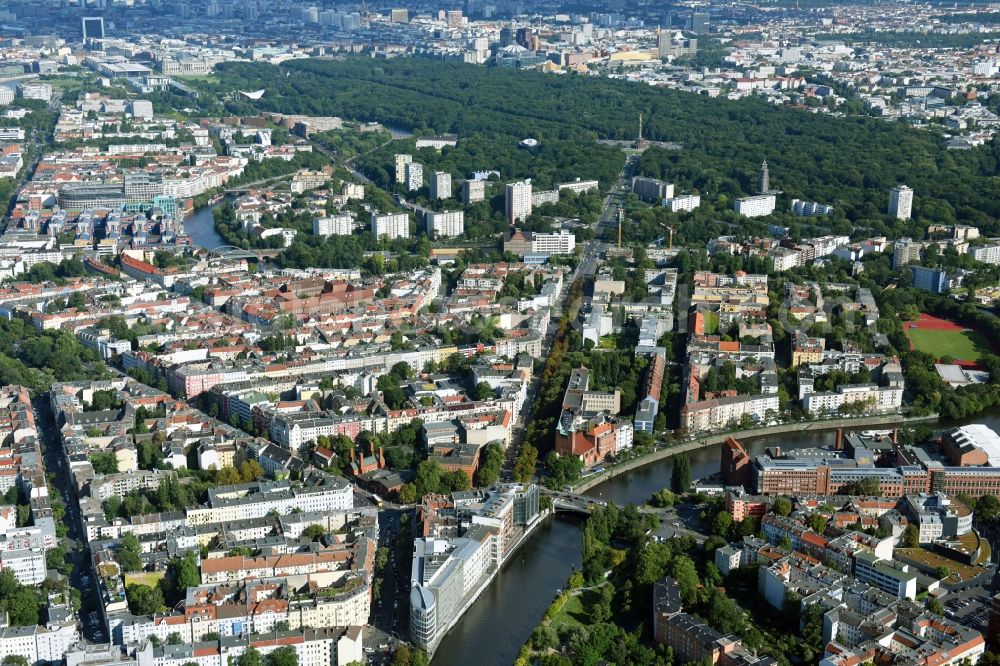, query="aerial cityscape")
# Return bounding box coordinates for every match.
[2,1,1000,665]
